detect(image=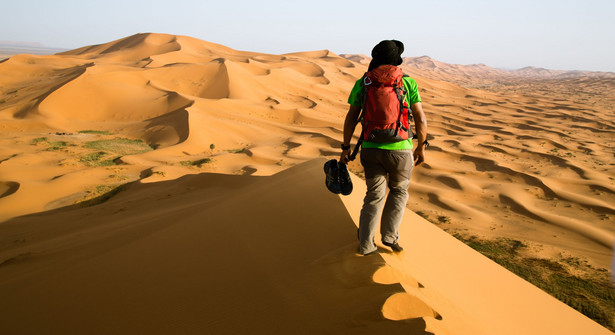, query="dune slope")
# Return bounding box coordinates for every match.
[0,160,433,334]
[0,33,363,221]
[1,159,611,335]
